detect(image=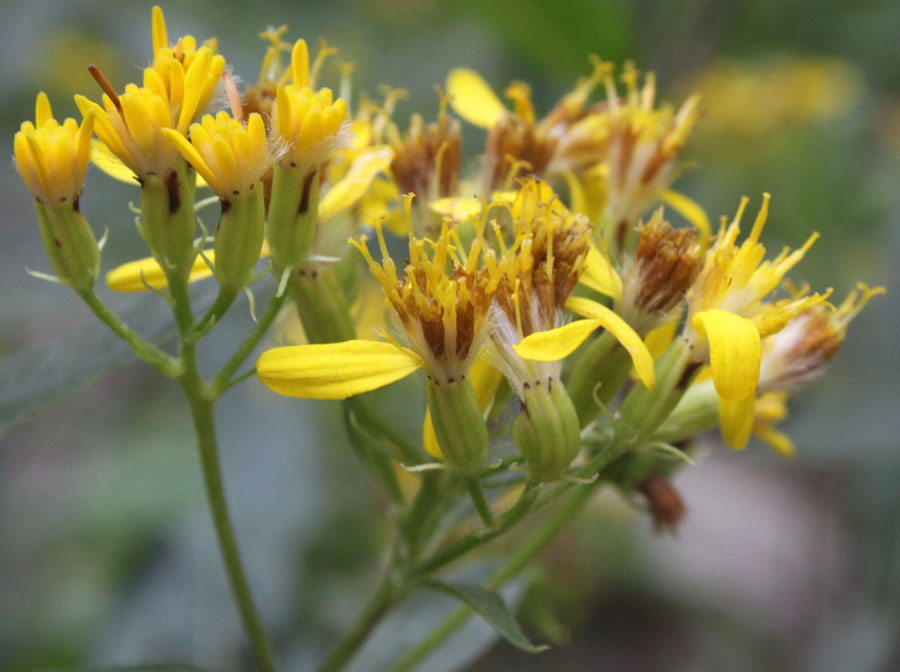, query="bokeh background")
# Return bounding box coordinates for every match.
[1,1,899,670]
